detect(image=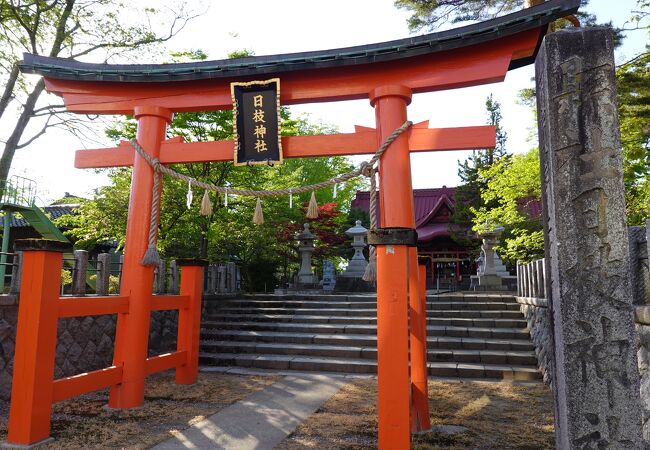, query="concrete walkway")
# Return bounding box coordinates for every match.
[152,374,345,450]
